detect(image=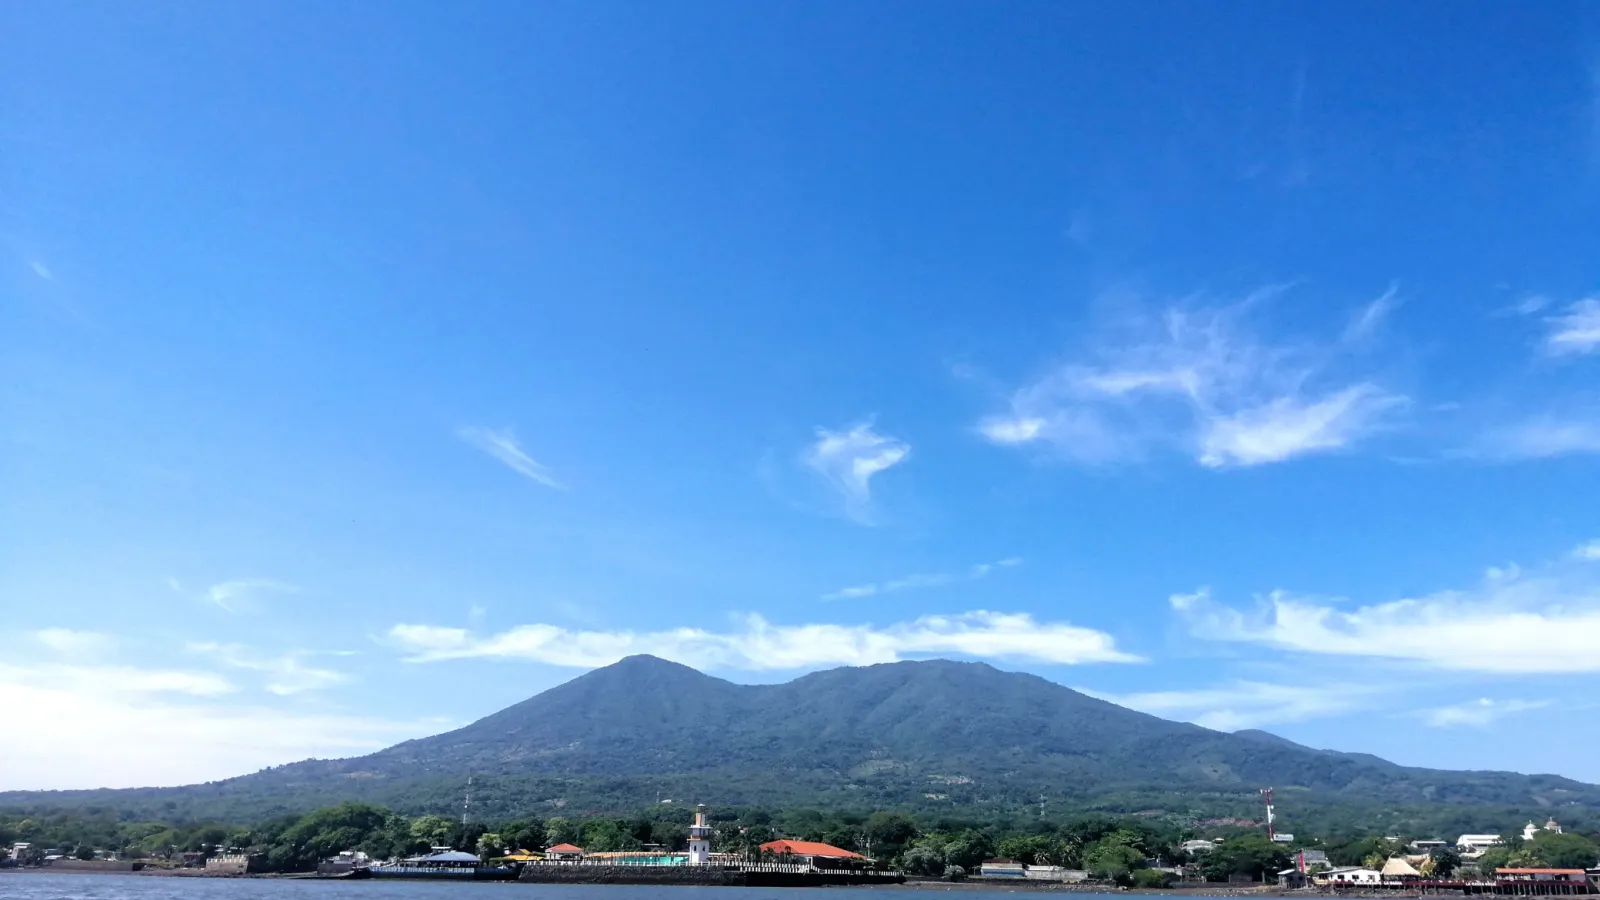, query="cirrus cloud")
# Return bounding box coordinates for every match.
[978,288,1406,468]
[1543,297,1600,357]
[1421,698,1551,728]
[802,421,910,523]
[457,426,565,489]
